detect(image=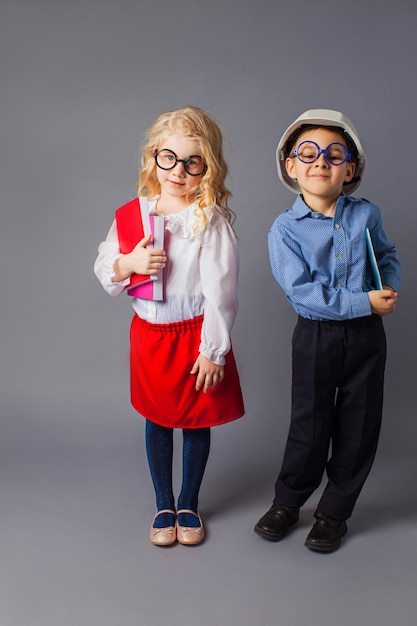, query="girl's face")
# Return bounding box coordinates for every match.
[155,132,205,208]
[285,128,356,206]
